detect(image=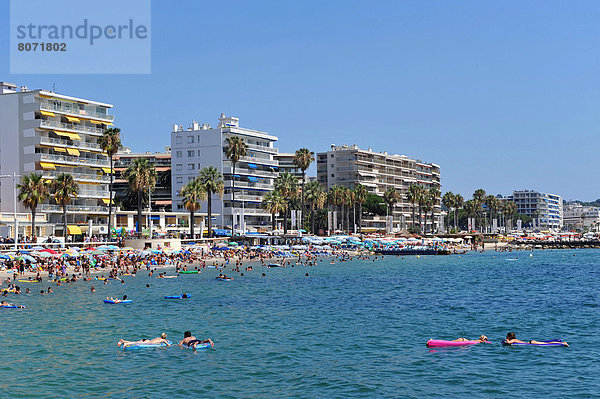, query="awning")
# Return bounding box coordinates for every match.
[54,147,67,152]
[90,120,103,124]
[234,174,240,178]
[40,111,55,117]
[155,200,172,205]
[67,225,82,235]
[65,116,80,122]
[101,167,113,174]
[53,130,82,140]
[101,198,114,204]
[105,122,114,126]
[66,148,80,156]
[248,176,258,182]
[40,162,56,170]
[247,163,257,169]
